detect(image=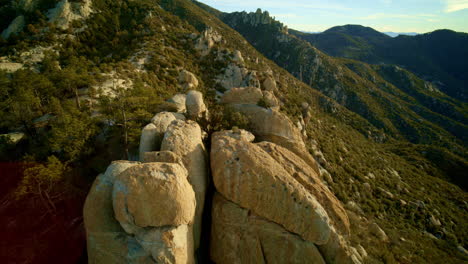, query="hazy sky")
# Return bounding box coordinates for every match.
[197,0,468,33]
